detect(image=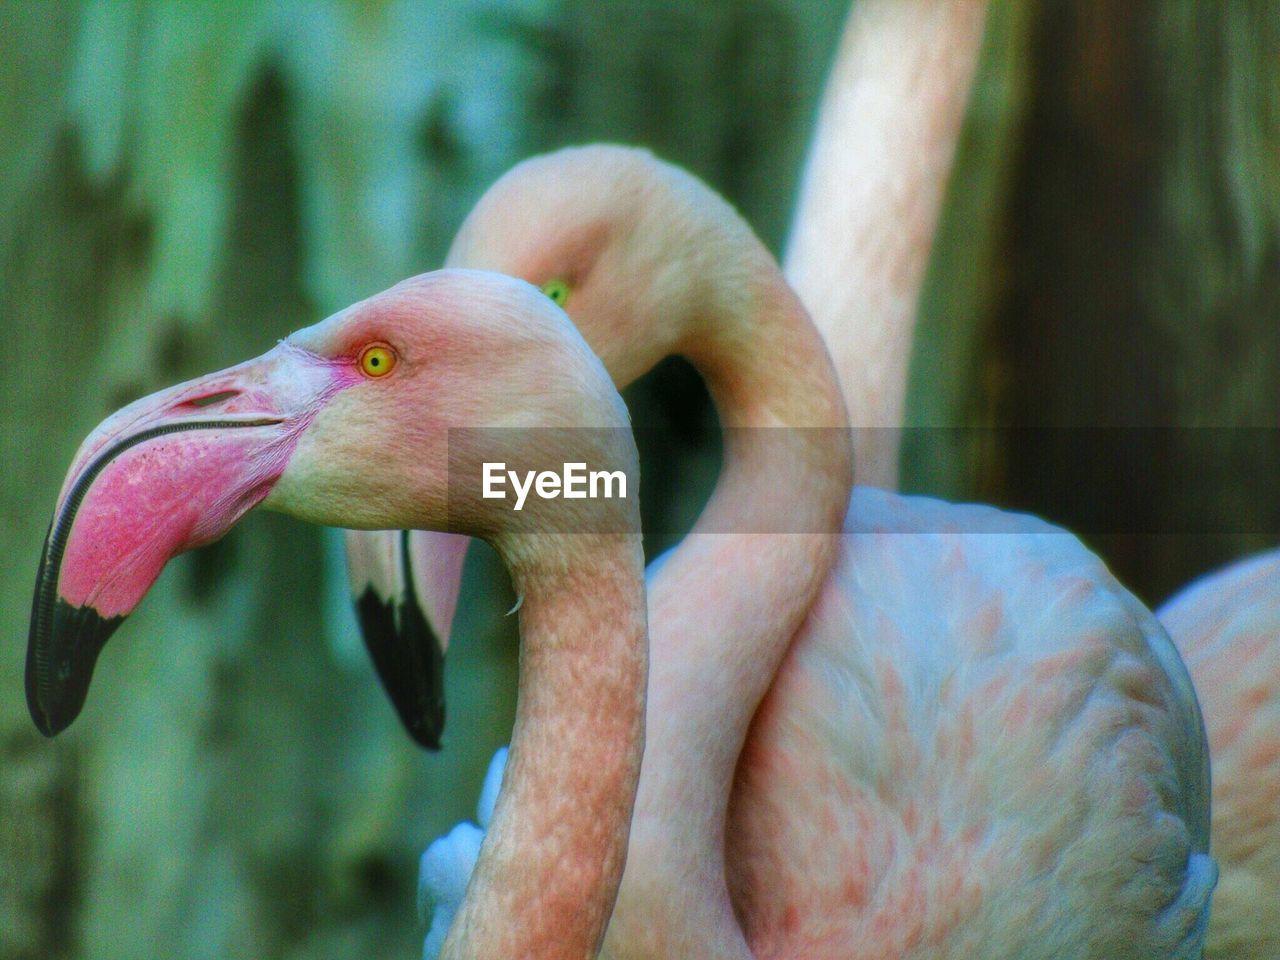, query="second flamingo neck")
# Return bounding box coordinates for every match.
[609,271,852,960]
